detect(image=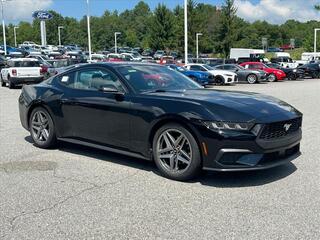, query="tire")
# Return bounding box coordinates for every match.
[246,74,257,84]
[267,73,277,82]
[152,123,201,181]
[214,76,224,85]
[287,72,297,80]
[7,76,14,89]
[29,107,57,149]
[0,75,5,87]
